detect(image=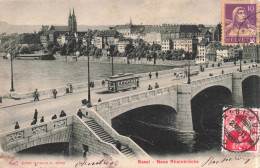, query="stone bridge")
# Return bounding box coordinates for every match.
[93,67,260,131]
[1,115,150,159]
